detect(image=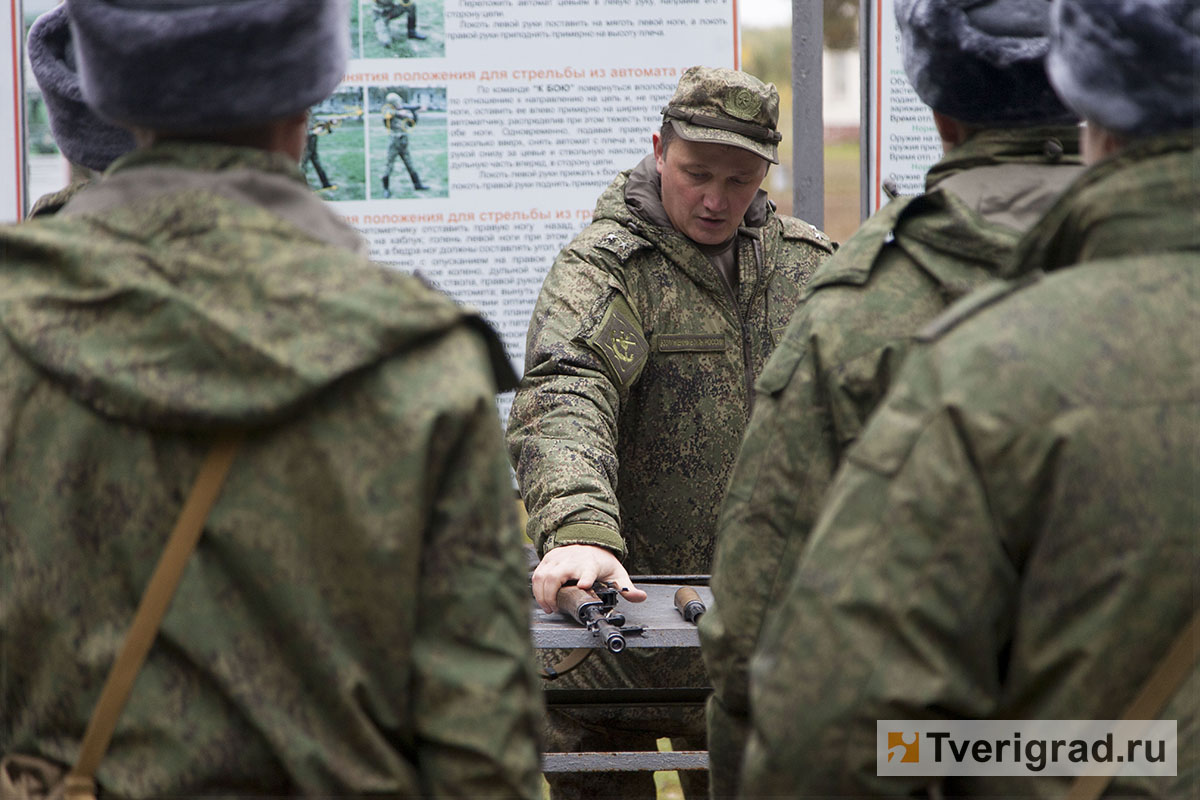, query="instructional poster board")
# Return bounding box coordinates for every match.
[331,0,738,389]
[862,0,941,215]
[6,0,739,395]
